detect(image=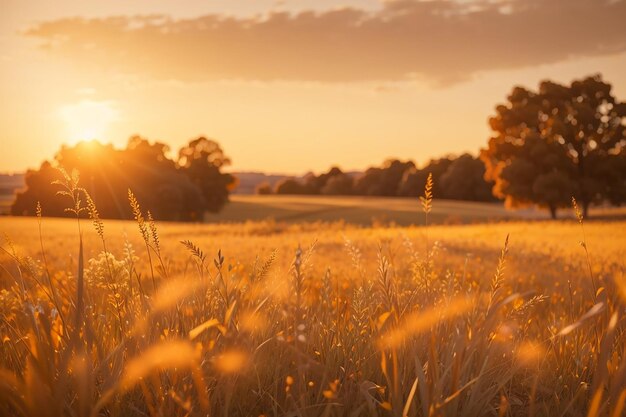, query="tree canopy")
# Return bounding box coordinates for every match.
[11,137,235,221]
[481,74,626,218]
[270,154,496,202]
